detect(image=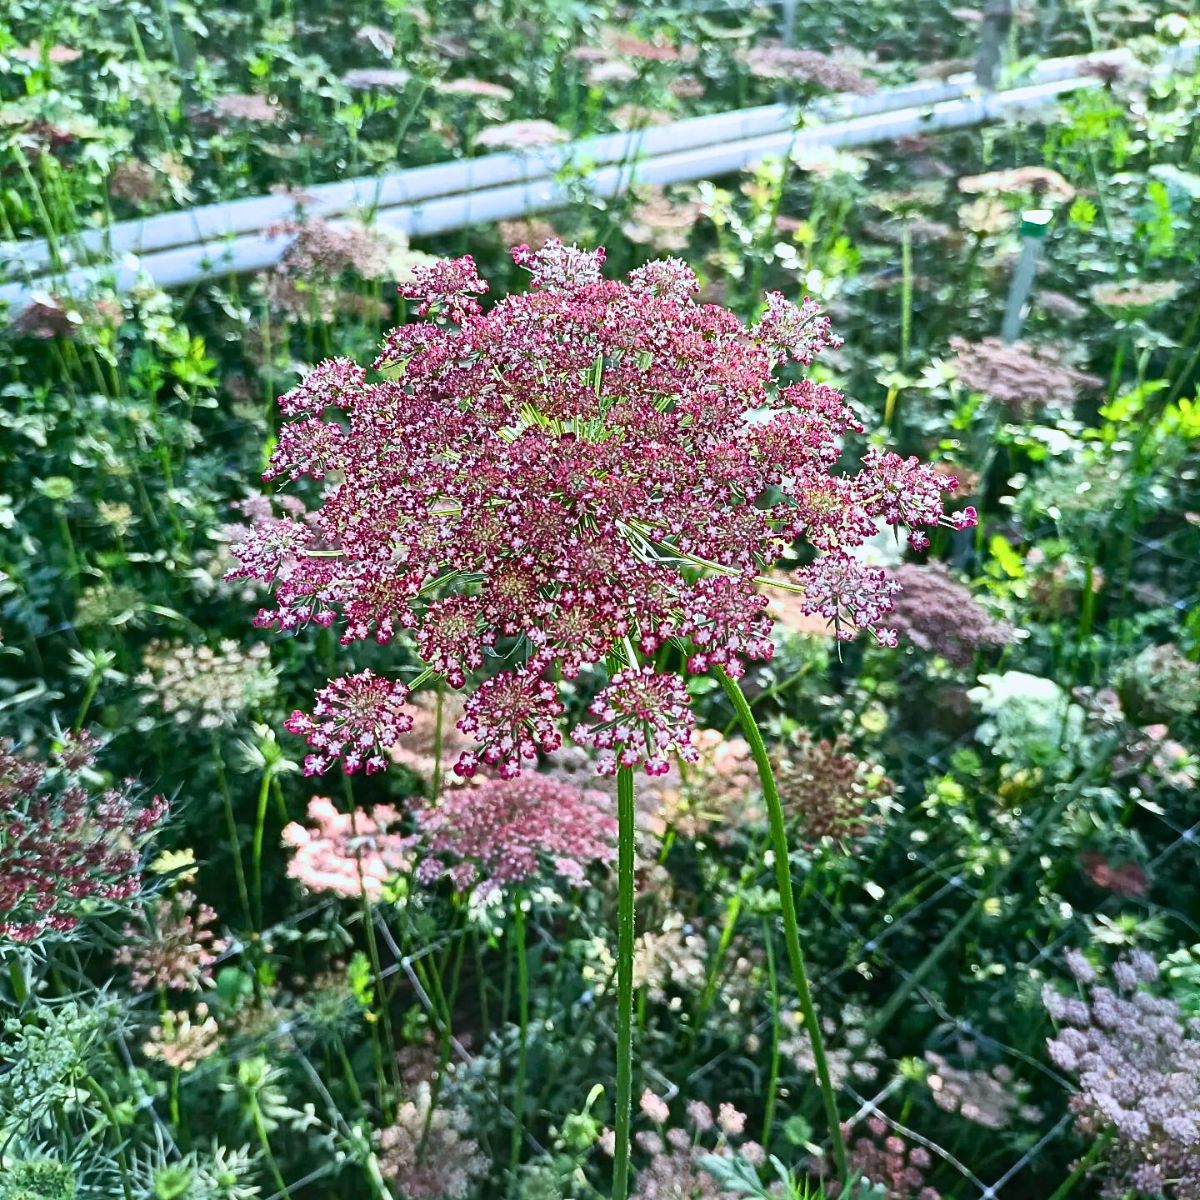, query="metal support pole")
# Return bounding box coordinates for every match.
[1001,209,1052,343]
[976,0,1015,90]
